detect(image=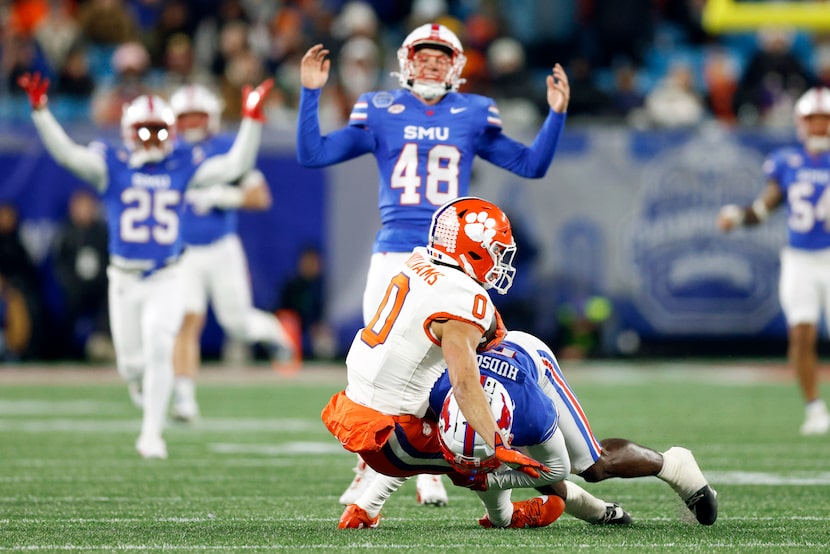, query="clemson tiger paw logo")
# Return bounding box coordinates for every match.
[463,211,496,242]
